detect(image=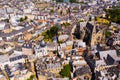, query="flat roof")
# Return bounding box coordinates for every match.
[0,54,9,63]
